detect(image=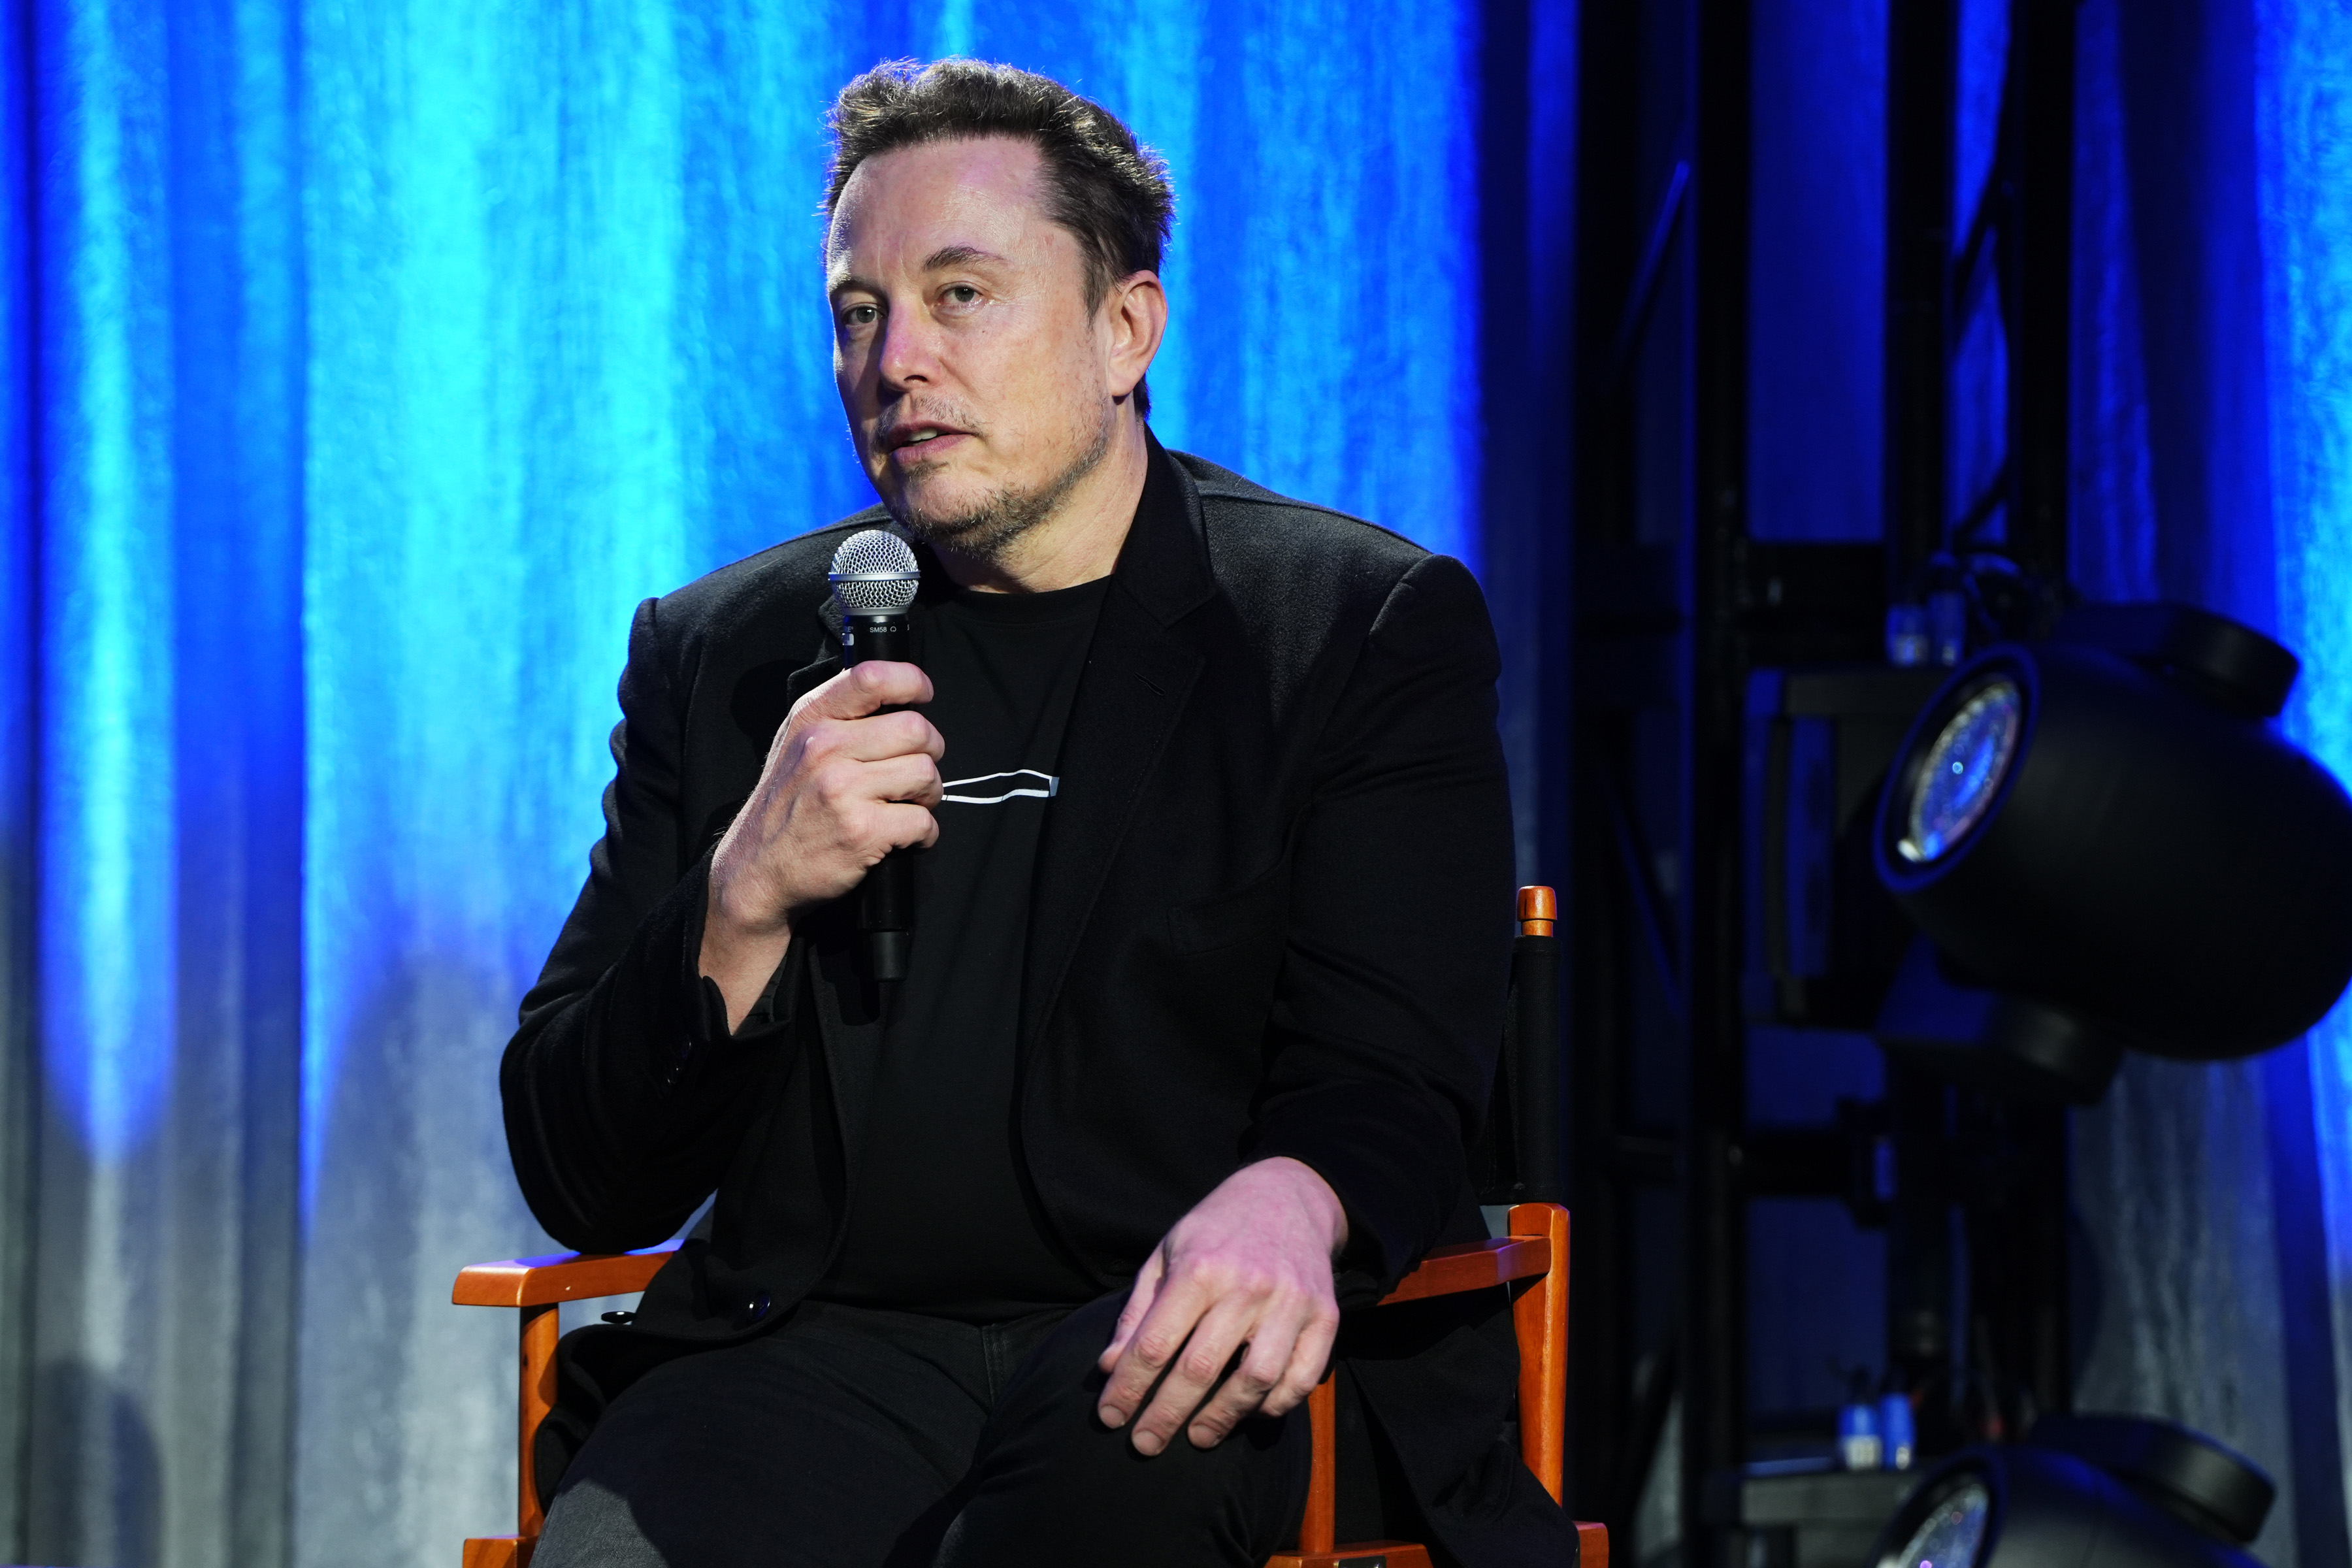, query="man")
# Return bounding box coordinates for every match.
[506,57,1557,1567]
